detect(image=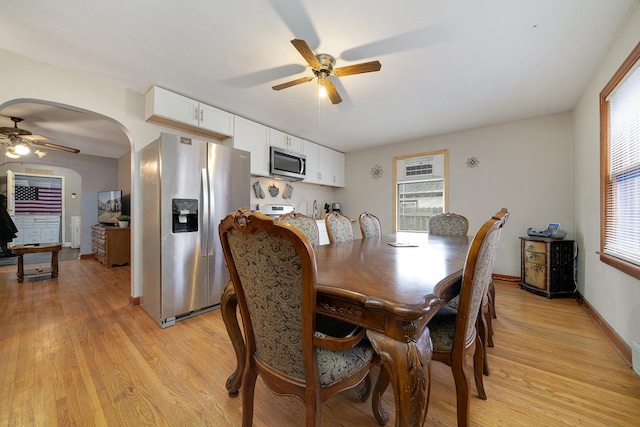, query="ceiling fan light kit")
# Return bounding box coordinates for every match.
[272,39,382,105]
[1,116,78,158]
